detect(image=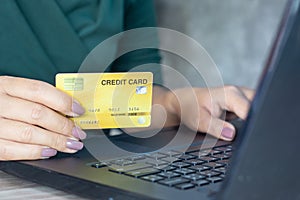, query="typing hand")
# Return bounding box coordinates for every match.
[0,76,86,160]
[165,86,254,141]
